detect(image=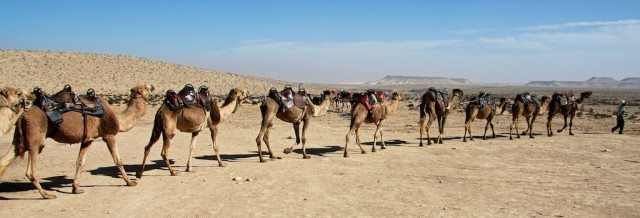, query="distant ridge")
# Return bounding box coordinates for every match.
[526,77,640,88]
[367,75,472,85]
